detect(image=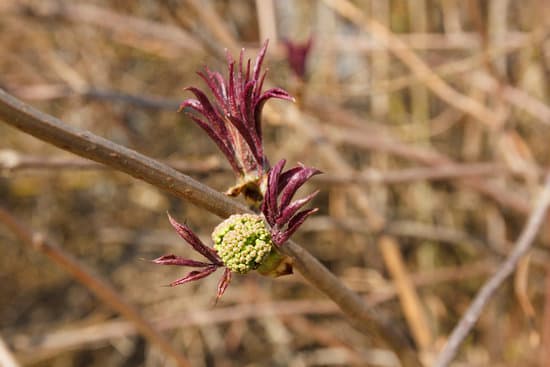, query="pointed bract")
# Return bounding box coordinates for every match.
[179,39,293,183]
[167,213,221,265]
[277,190,319,226]
[261,159,321,246]
[279,165,322,210]
[216,268,232,300]
[170,266,218,287]
[154,215,240,300]
[153,254,213,268]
